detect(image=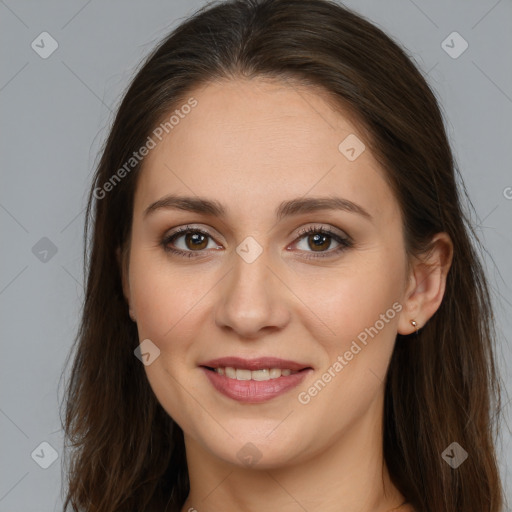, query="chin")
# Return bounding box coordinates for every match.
[195,419,314,470]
